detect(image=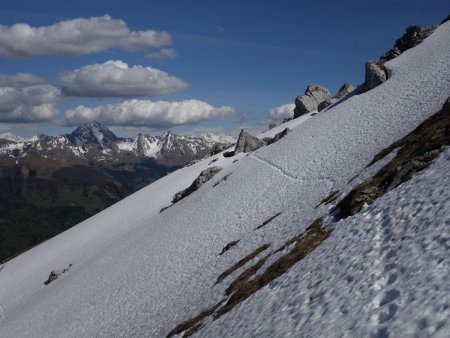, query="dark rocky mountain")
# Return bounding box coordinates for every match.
[67,121,120,149]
